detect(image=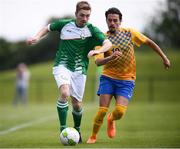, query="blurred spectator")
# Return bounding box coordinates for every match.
[13,63,30,106]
